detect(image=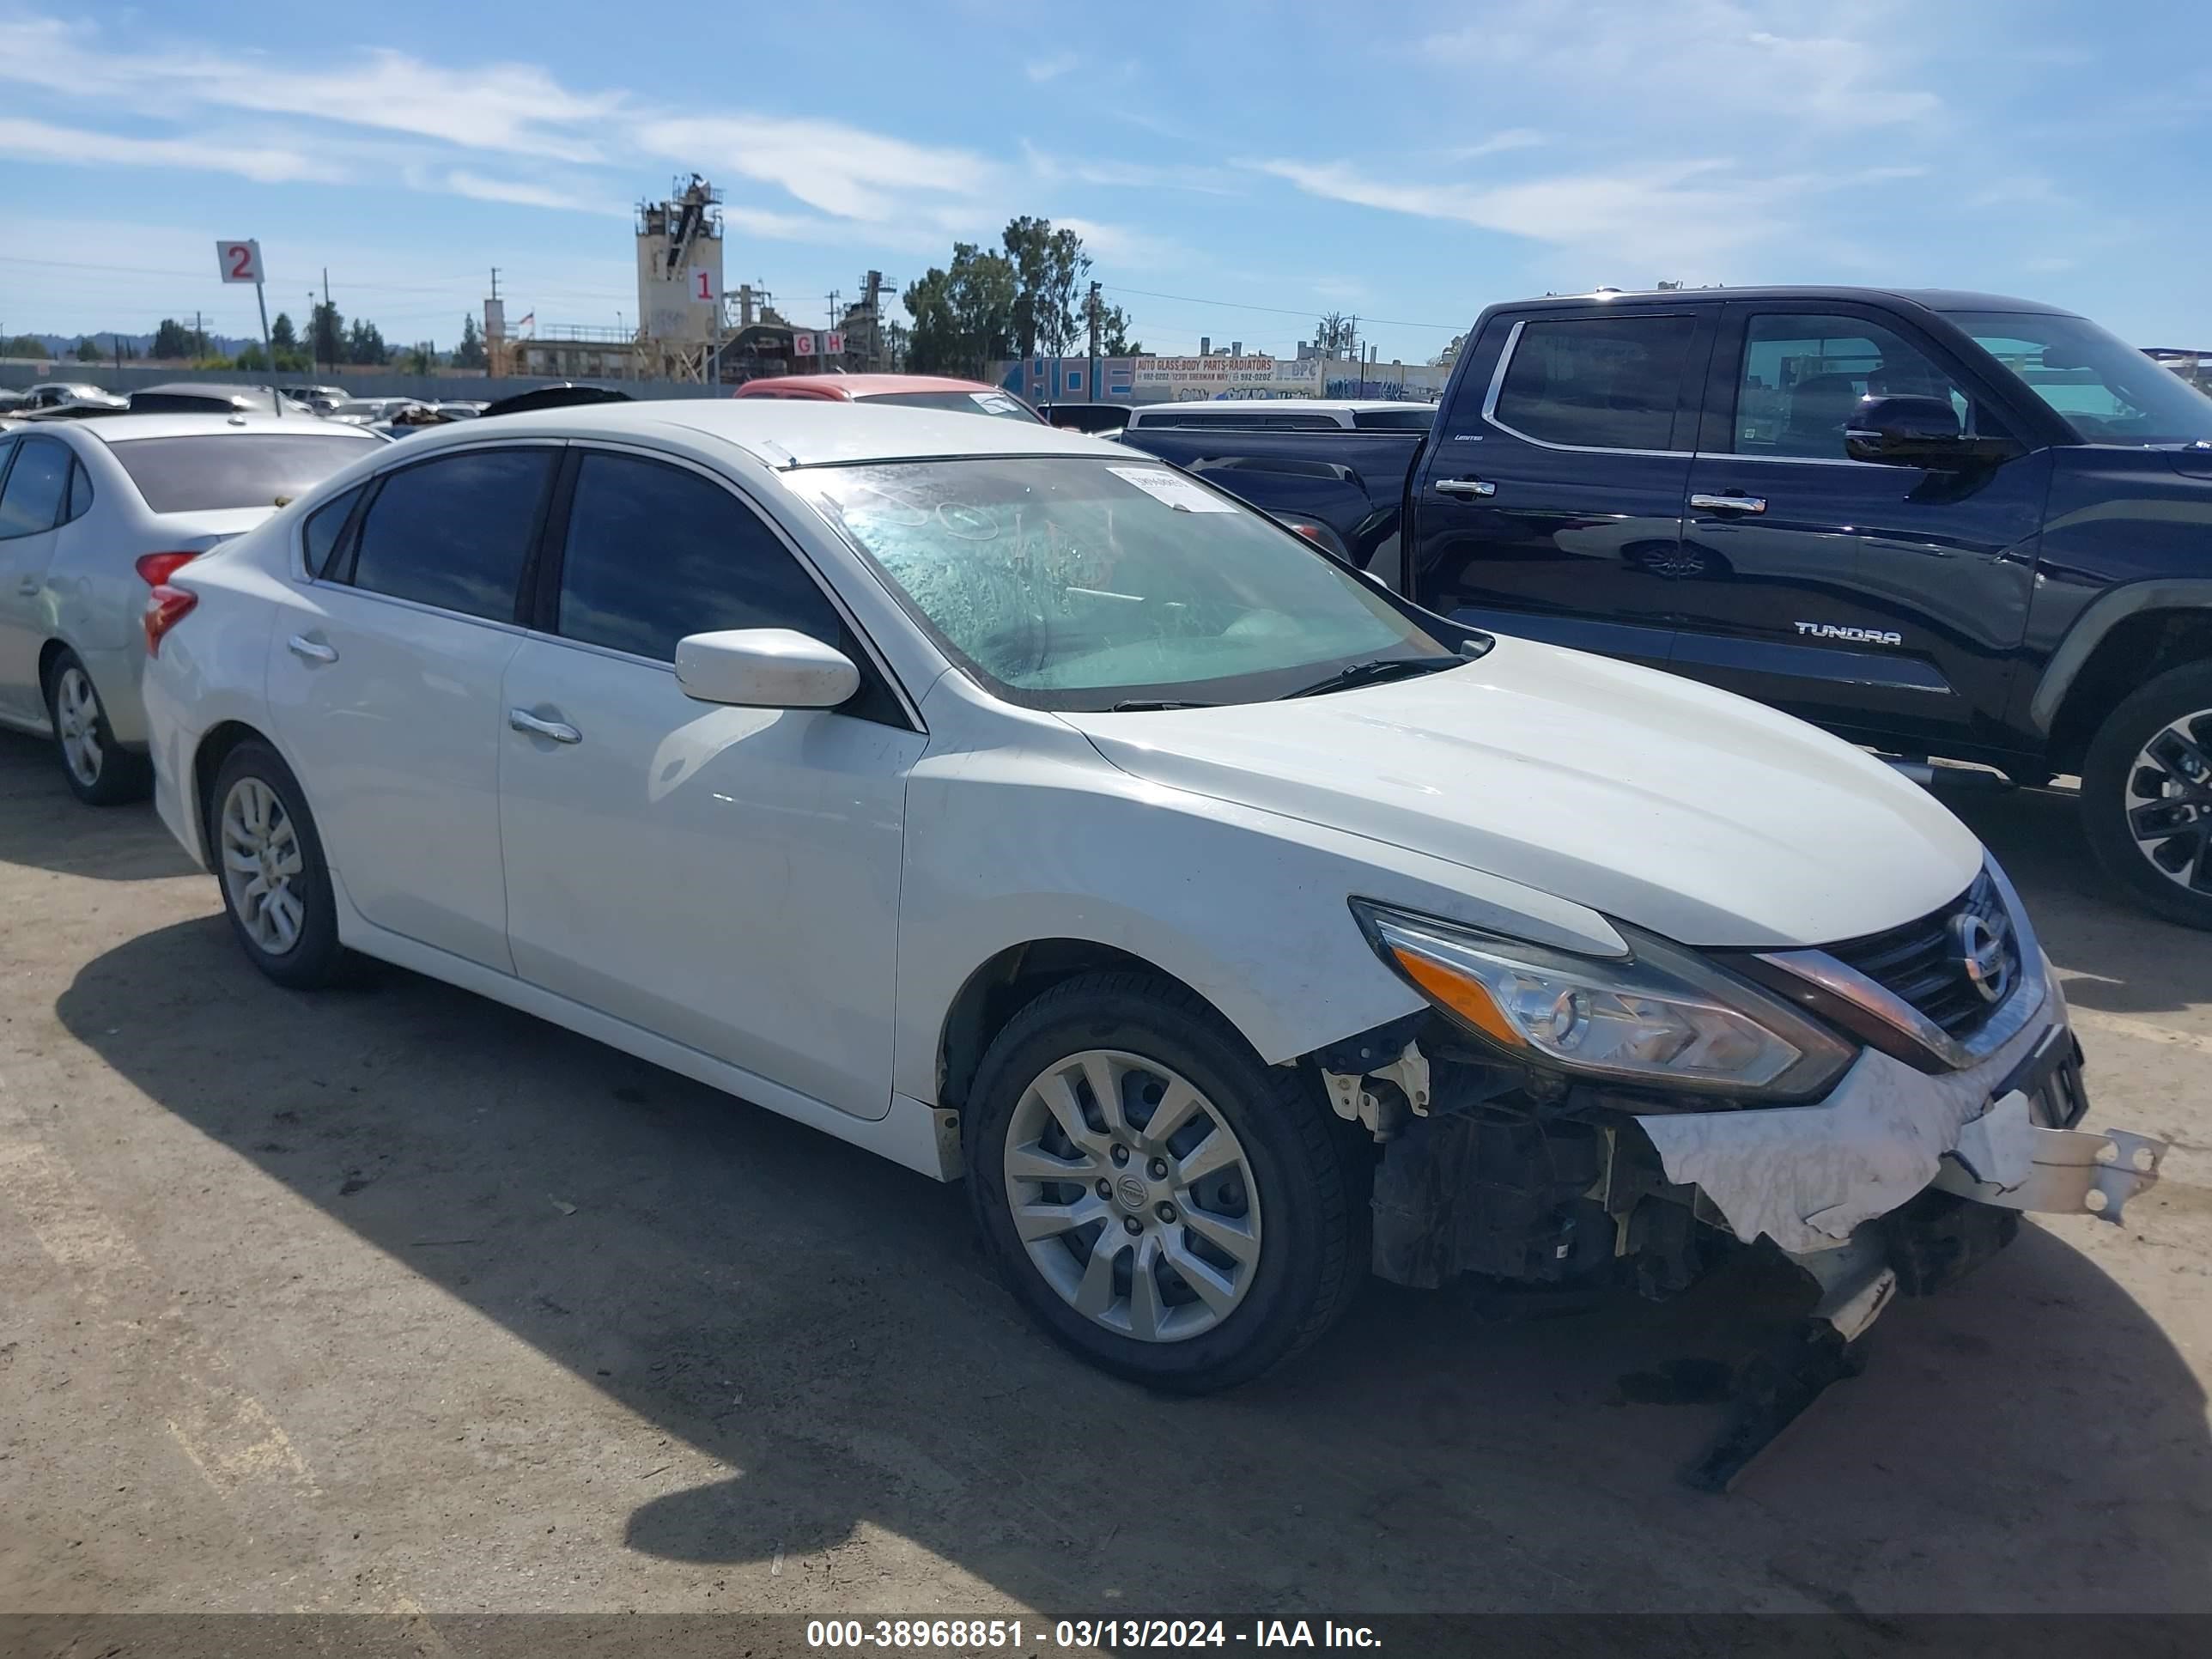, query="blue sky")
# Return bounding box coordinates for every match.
[3,0,2209,361]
